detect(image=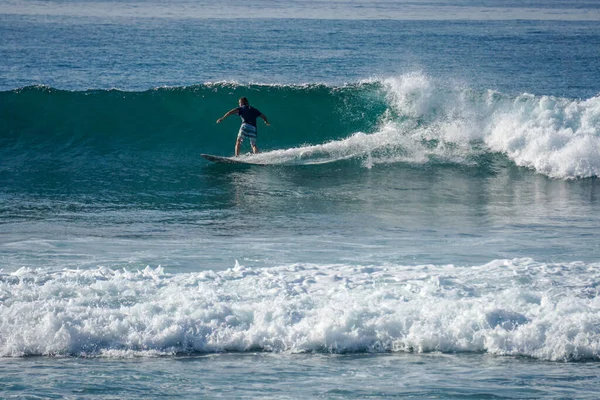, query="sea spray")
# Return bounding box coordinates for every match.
[486,94,600,179]
[2,259,600,360]
[1,76,598,179]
